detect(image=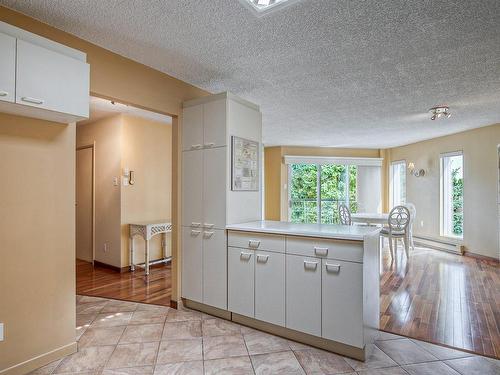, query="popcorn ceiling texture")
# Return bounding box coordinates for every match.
[2,0,500,148]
